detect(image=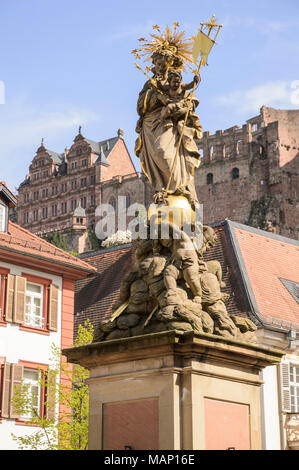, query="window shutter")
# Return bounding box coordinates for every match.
[49,284,59,331]
[5,274,15,322]
[9,364,23,419]
[13,276,26,324]
[1,363,12,418]
[46,369,57,420]
[279,363,291,412]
